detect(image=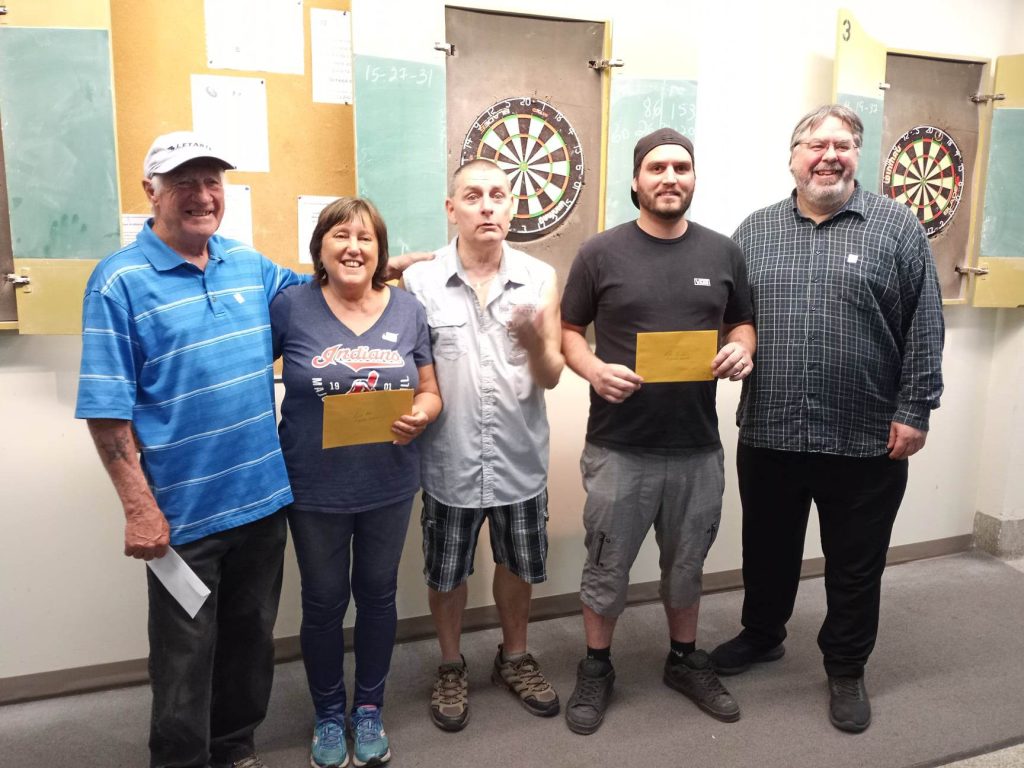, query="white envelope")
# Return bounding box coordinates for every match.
[146,548,211,619]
